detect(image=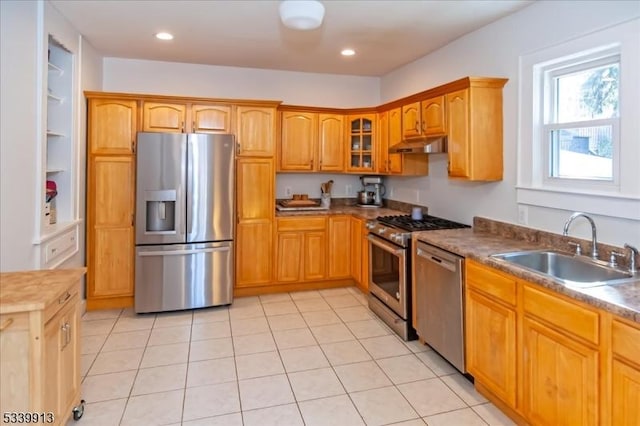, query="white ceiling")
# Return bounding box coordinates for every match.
[51,0,534,77]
